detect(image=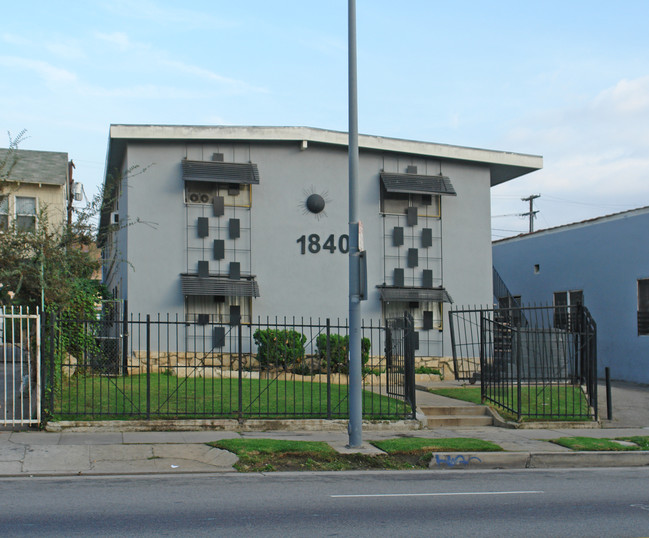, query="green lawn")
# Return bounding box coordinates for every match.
[51,373,410,420]
[551,436,649,451]
[429,384,593,421]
